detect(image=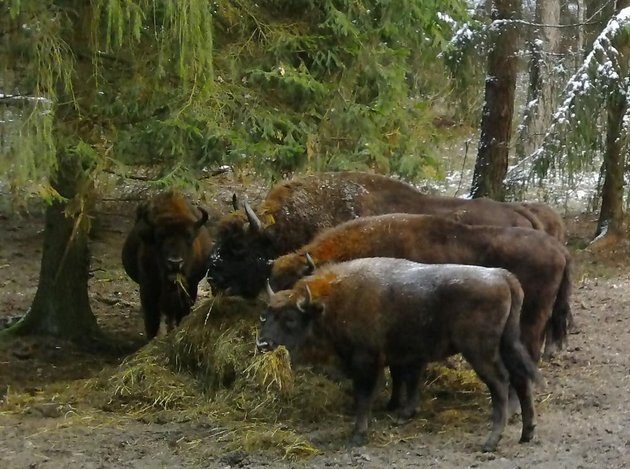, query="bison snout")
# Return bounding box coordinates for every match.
[167,257,185,272]
[256,338,274,352]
